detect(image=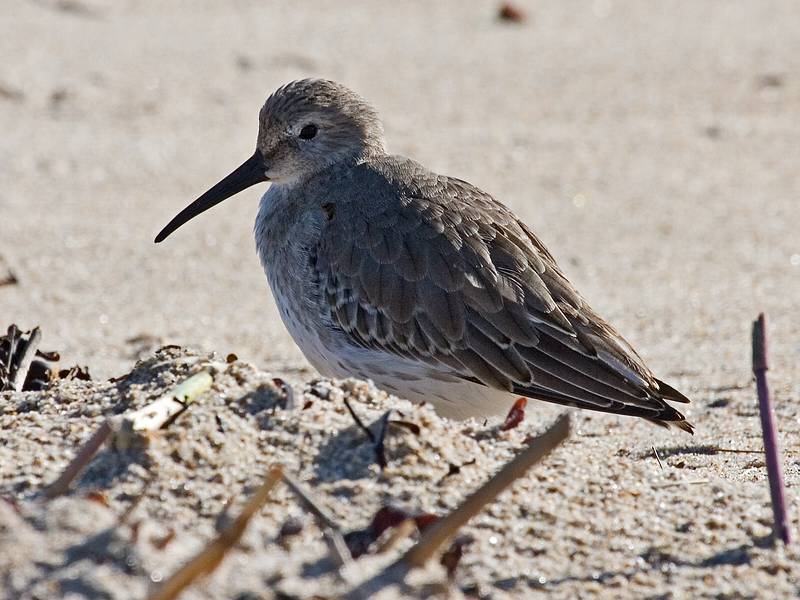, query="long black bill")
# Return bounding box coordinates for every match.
[154,150,268,243]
